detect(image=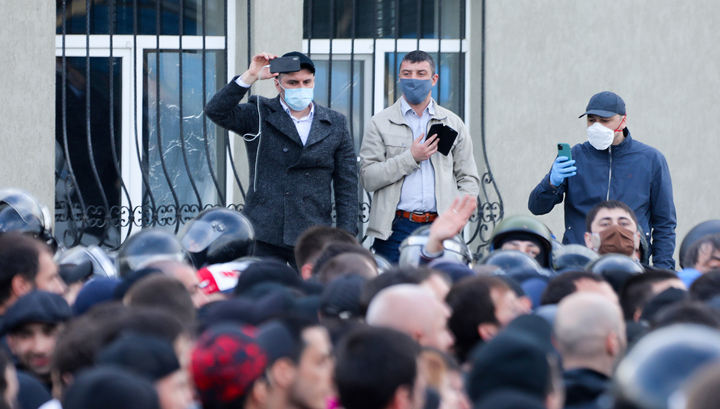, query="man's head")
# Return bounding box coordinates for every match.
[580,92,627,133]
[147,259,209,308]
[685,234,720,274]
[554,292,626,377]
[489,215,553,268]
[317,253,378,285]
[256,317,334,409]
[124,275,196,323]
[584,200,640,258]
[294,226,358,280]
[398,51,438,106]
[0,232,66,311]
[541,271,618,306]
[620,270,685,321]
[445,276,527,363]
[4,291,72,380]
[274,52,315,111]
[366,284,453,353]
[335,326,424,409]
